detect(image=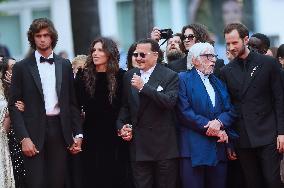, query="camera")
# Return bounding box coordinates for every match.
[160,29,173,39]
